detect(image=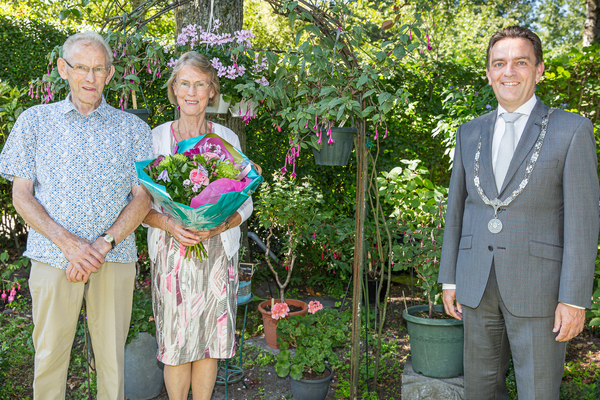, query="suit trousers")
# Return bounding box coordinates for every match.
[463,263,567,400]
[29,260,135,400]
